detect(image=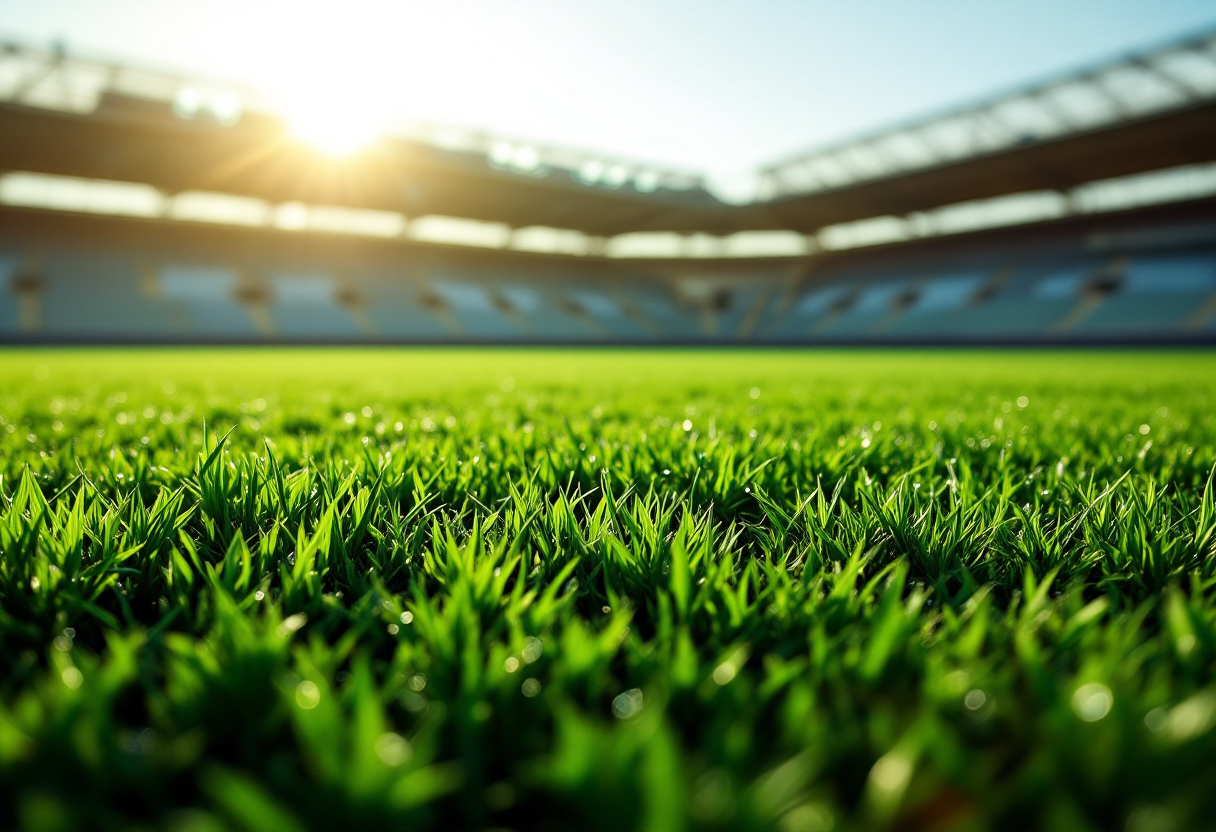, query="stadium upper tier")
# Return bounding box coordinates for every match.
[2,29,1215,238]
[750,28,1216,230]
[0,41,737,235]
